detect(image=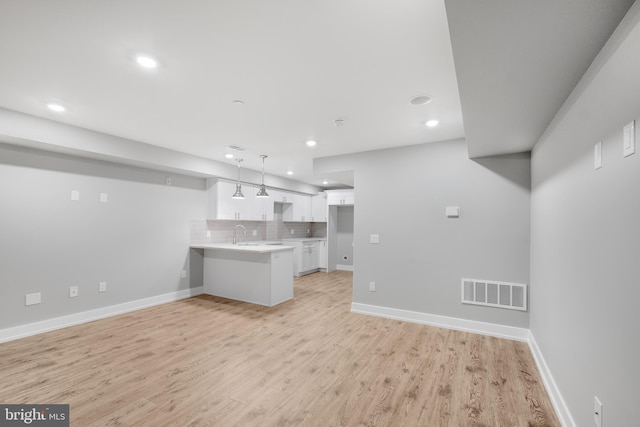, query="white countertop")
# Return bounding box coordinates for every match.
[281,237,326,242]
[190,243,294,253]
